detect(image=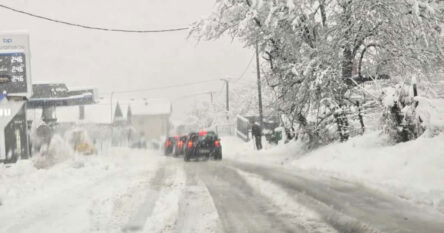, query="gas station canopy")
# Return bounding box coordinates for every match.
[27,83,97,109]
